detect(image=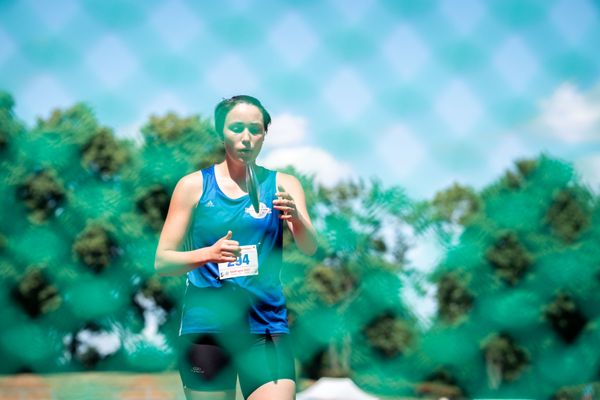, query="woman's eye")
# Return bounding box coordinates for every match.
[248,124,263,135]
[228,123,263,135]
[229,124,244,133]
